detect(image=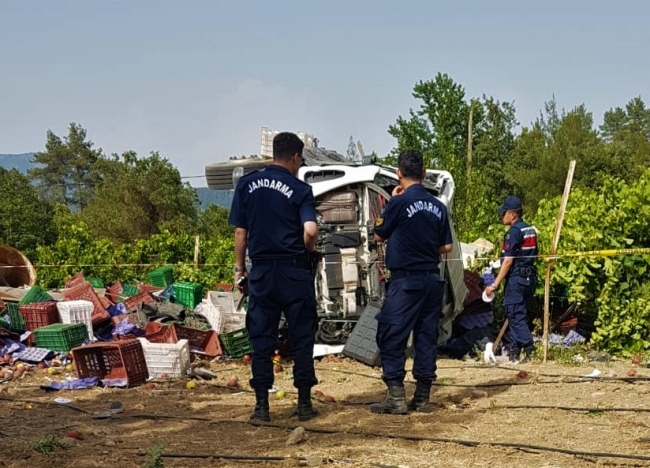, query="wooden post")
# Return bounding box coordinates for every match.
[542,160,576,363]
[467,104,473,181]
[194,234,200,269]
